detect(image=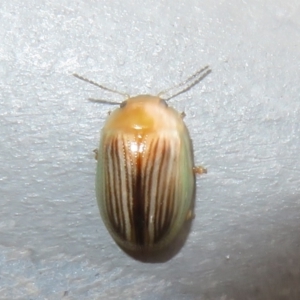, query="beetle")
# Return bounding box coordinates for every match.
[74,66,211,252]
